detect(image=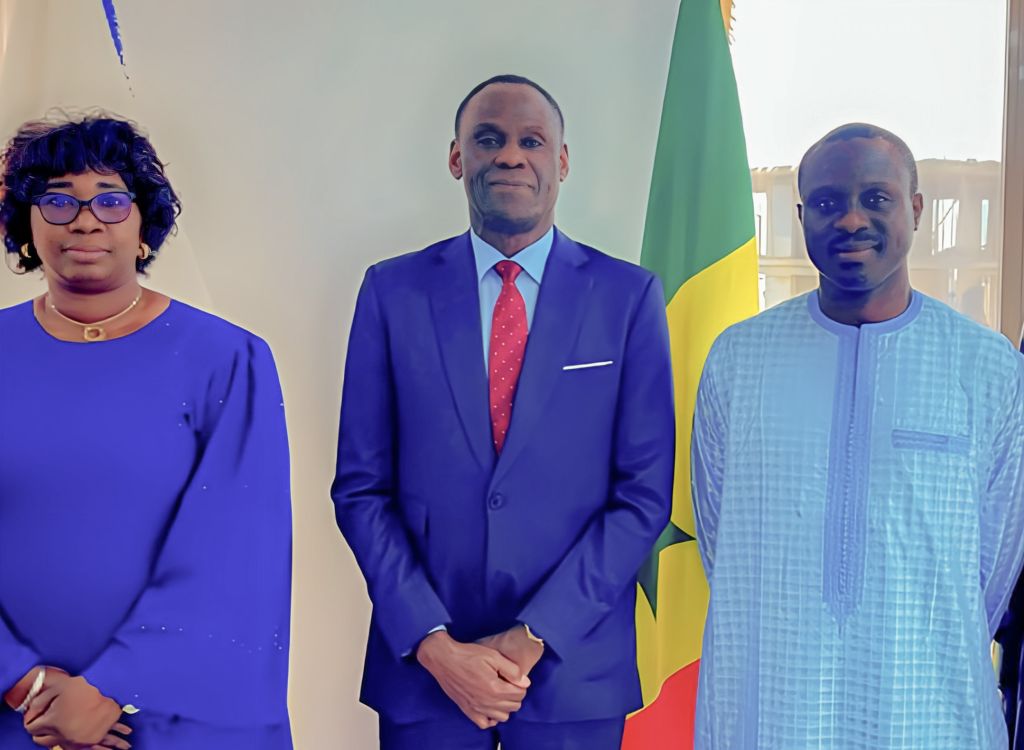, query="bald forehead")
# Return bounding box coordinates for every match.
[458,83,562,139]
[800,137,913,197]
